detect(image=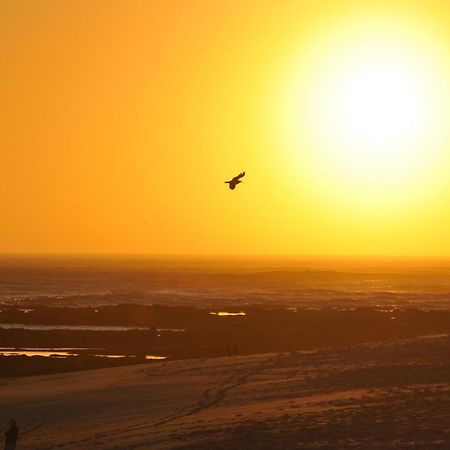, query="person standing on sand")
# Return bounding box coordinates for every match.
[4,419,18,450]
